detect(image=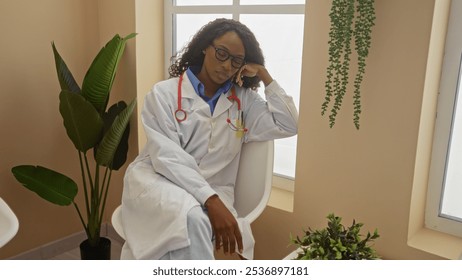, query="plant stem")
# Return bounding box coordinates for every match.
[73,201,88,235]
[78,151,91,221]
[330,0,354,128]
[322,0,344,117]
[99,166,109,204]
[353,0,375,129]
[99,168,112,224]
[323,0,355,128]
[83,153,94,195]
[94,163,100,217]
[83,153,99,245]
